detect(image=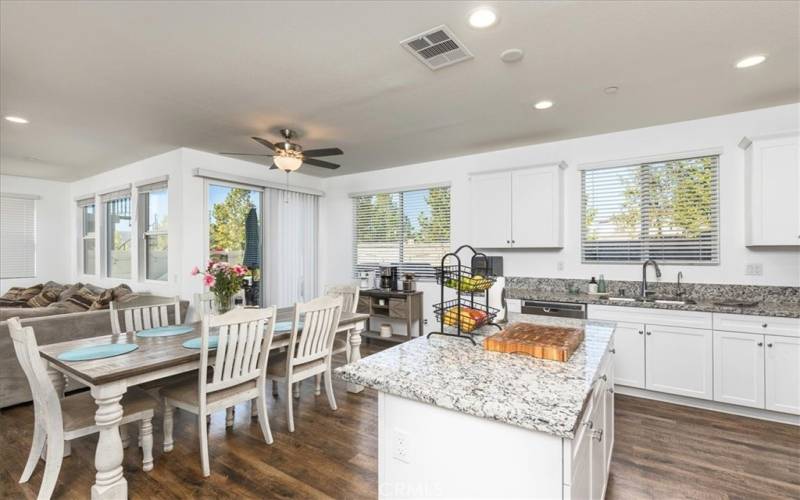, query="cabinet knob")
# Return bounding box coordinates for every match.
[762,323,768,328]
[609,348,616,354]
[584,420,594,429]
[601,374,608,382]
[608,387,615,395]
[646,331,652,335]
[506,240,510,244]
[767,343,773,348]
[758,342,763,346]
[592,429,604,442]
[638,330,643,335]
